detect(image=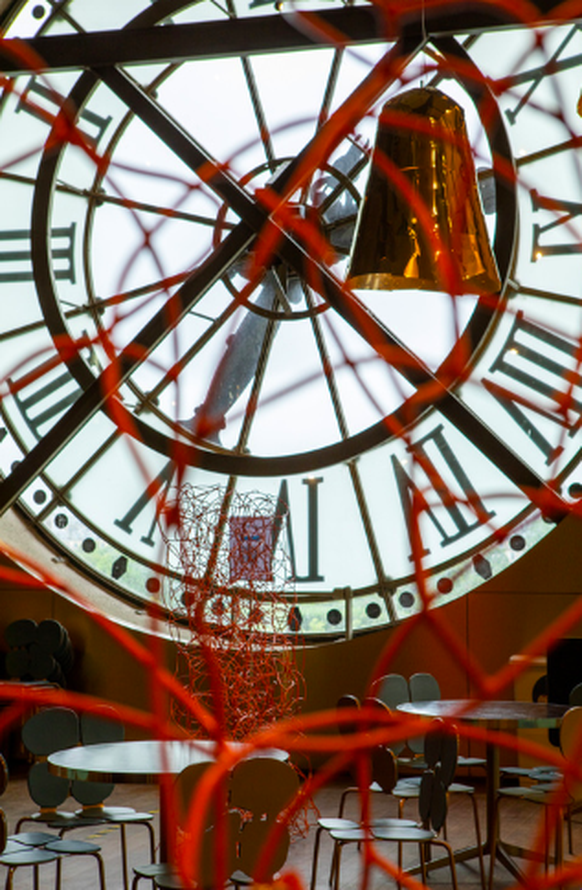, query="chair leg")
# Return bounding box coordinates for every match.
[92,851,107,890]
[555,808,564,874]
[432,839,459,890]
[144,822,156,863]
[329,841,339,890]
[418,843,427,886]
[120,824,129,890]
[332,841,343,890]
[310,825,323,890]
[468,793,485,890]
